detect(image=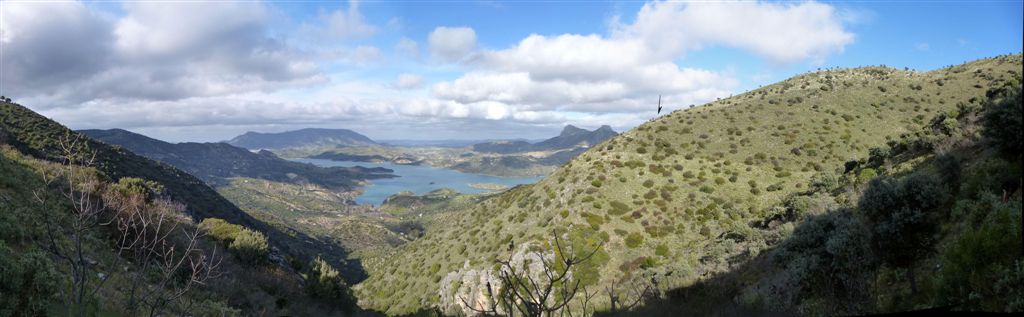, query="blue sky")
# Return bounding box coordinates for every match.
[2,0,1021,142]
